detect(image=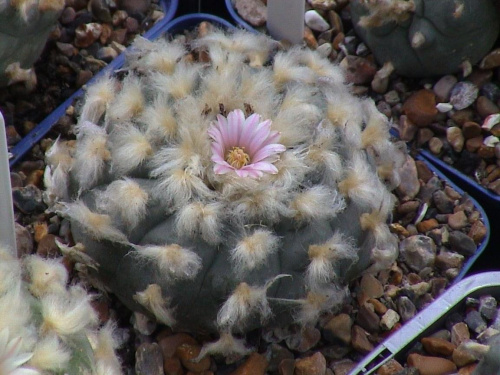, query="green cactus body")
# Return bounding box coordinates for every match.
[0,0,64,88]
[350,0,500,77]
[0,246,122,374]
[46,29,404,343]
